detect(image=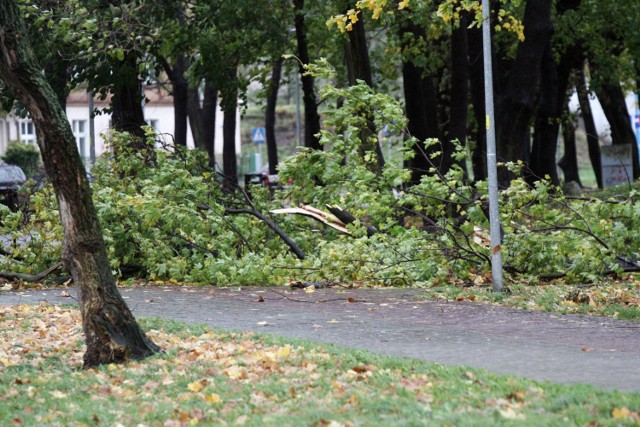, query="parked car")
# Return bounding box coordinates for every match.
[0,162,26,211]
[243,164,282,189]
